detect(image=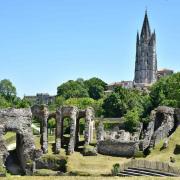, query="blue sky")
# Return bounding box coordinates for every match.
[0,0,179,97]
